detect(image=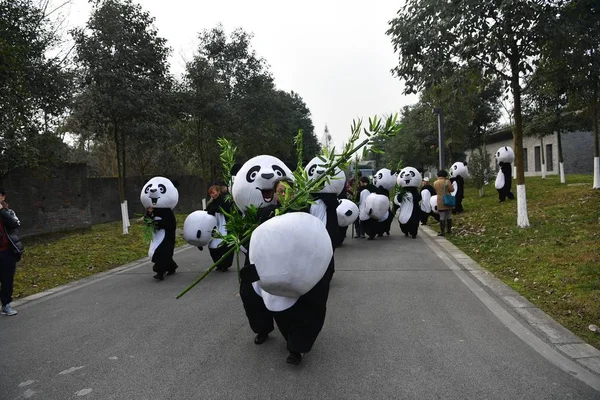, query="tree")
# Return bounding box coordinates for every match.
[70,0,172,232]
[561,0,600,188]
[0,0,73,178]
[387,0,559,227]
